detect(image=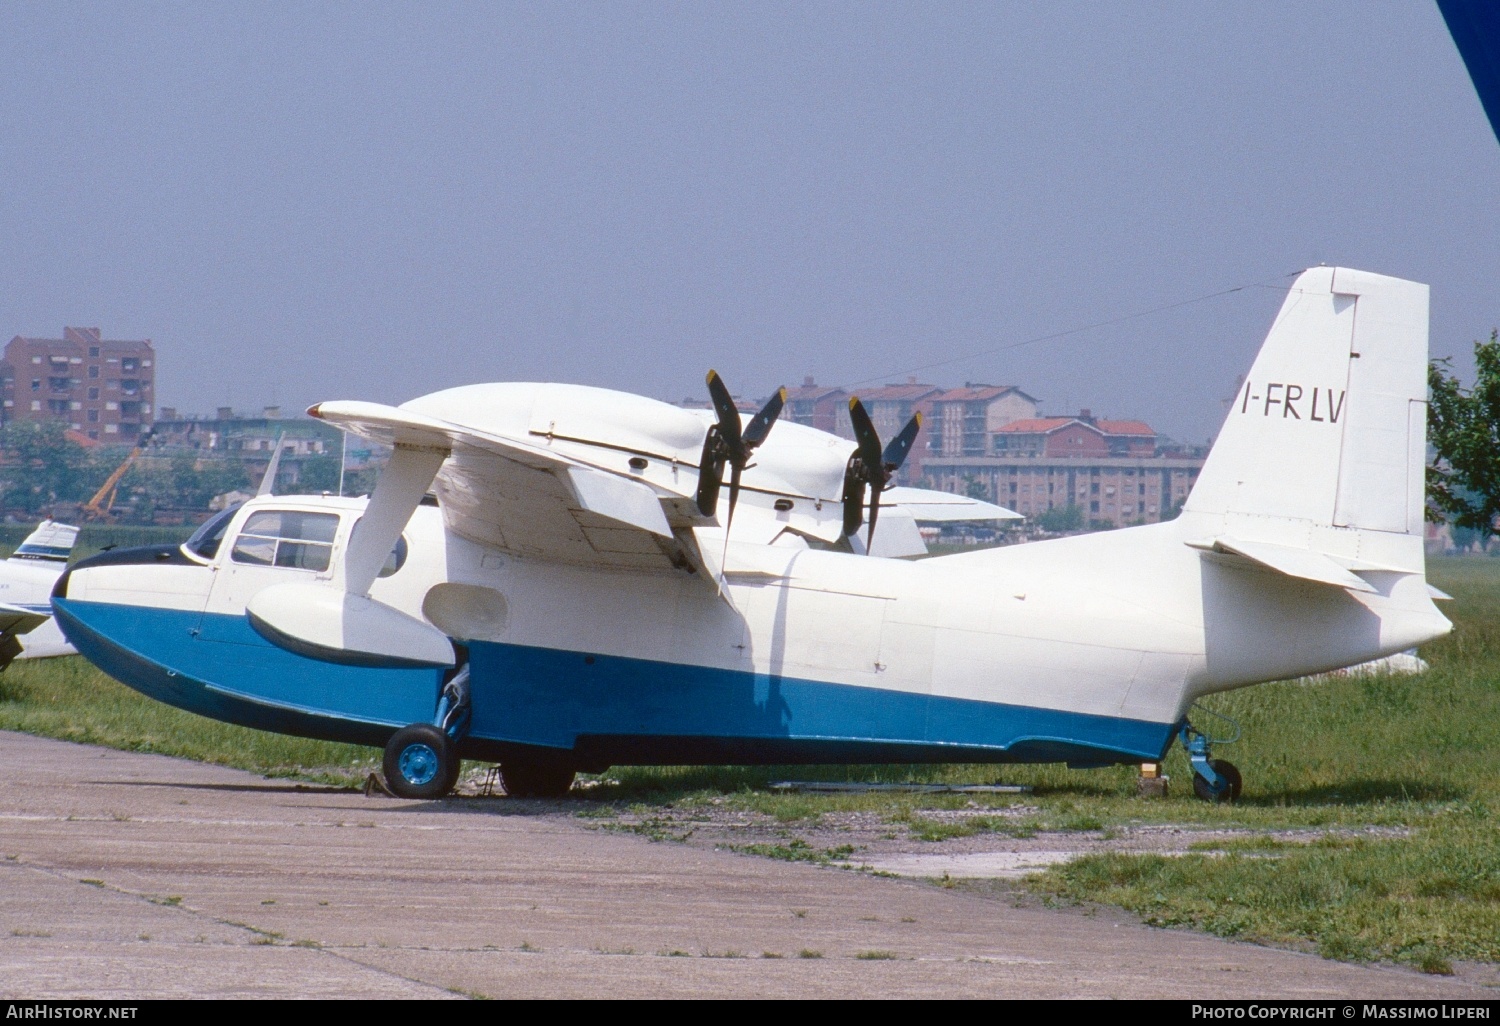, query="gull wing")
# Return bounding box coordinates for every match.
[312,400,700,574]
